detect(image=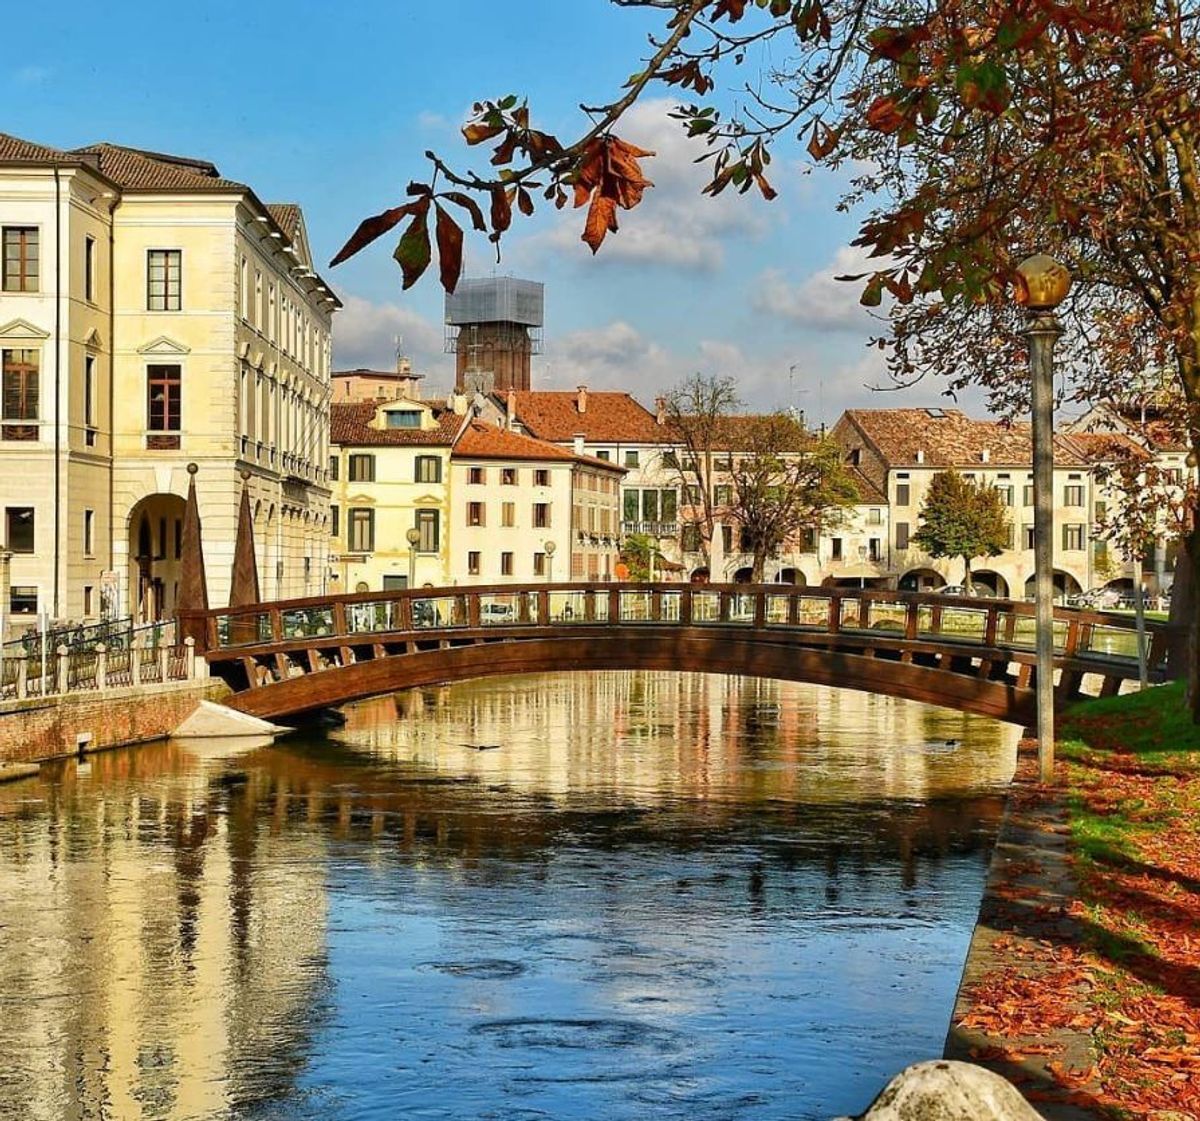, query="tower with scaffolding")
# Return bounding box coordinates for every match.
[445,277,544,394]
